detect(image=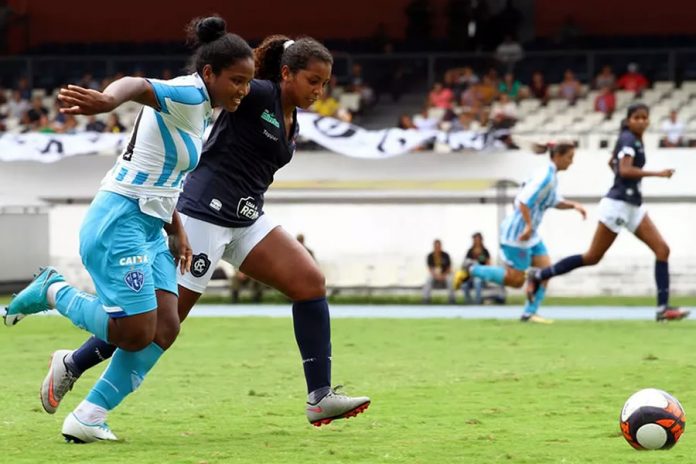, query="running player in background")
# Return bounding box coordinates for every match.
[41,34,370,429]
[527,103,689,322]
[454,142,587,323]
[4,16,255,442]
